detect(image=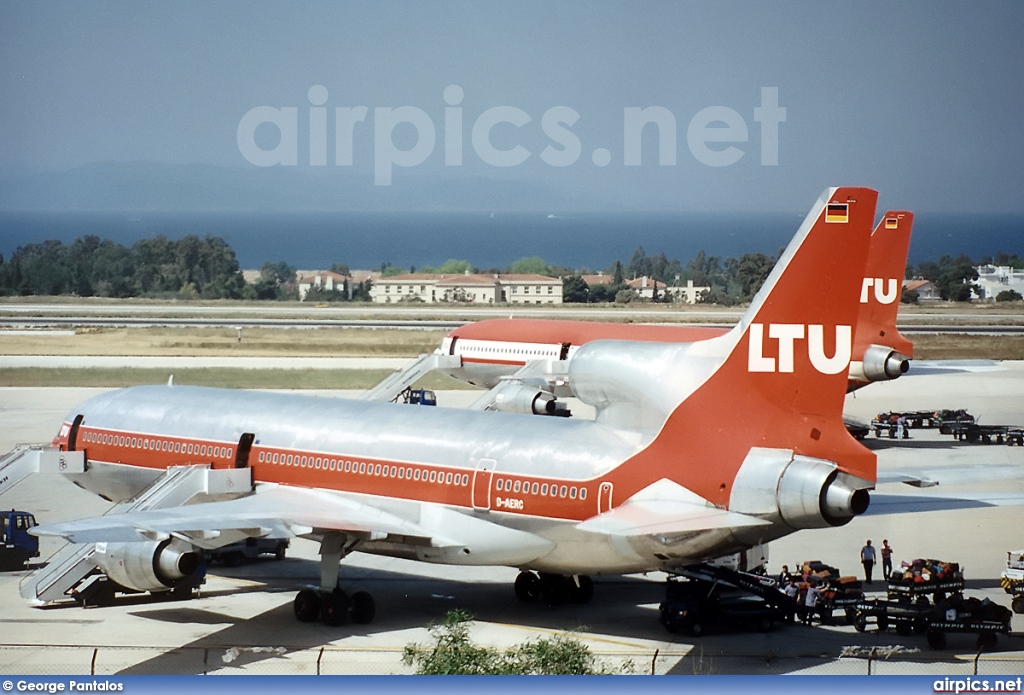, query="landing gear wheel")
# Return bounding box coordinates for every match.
[926,628,947,650]
[1012,596,1024,614]
[349,591,375,624]
[977,633,998,651]
[514,571,541,602]
[570,575,594,604]
[294,589,321,623]
[539,574,570,606]
[320,590,350,626]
